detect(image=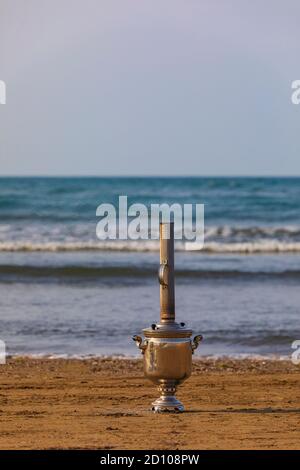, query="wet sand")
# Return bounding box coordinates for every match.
[0,357,299,450]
